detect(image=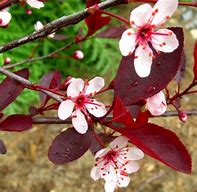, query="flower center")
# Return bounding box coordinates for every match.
[75,95,86,107]
[106,150,117,161]
[138,25,153,42]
